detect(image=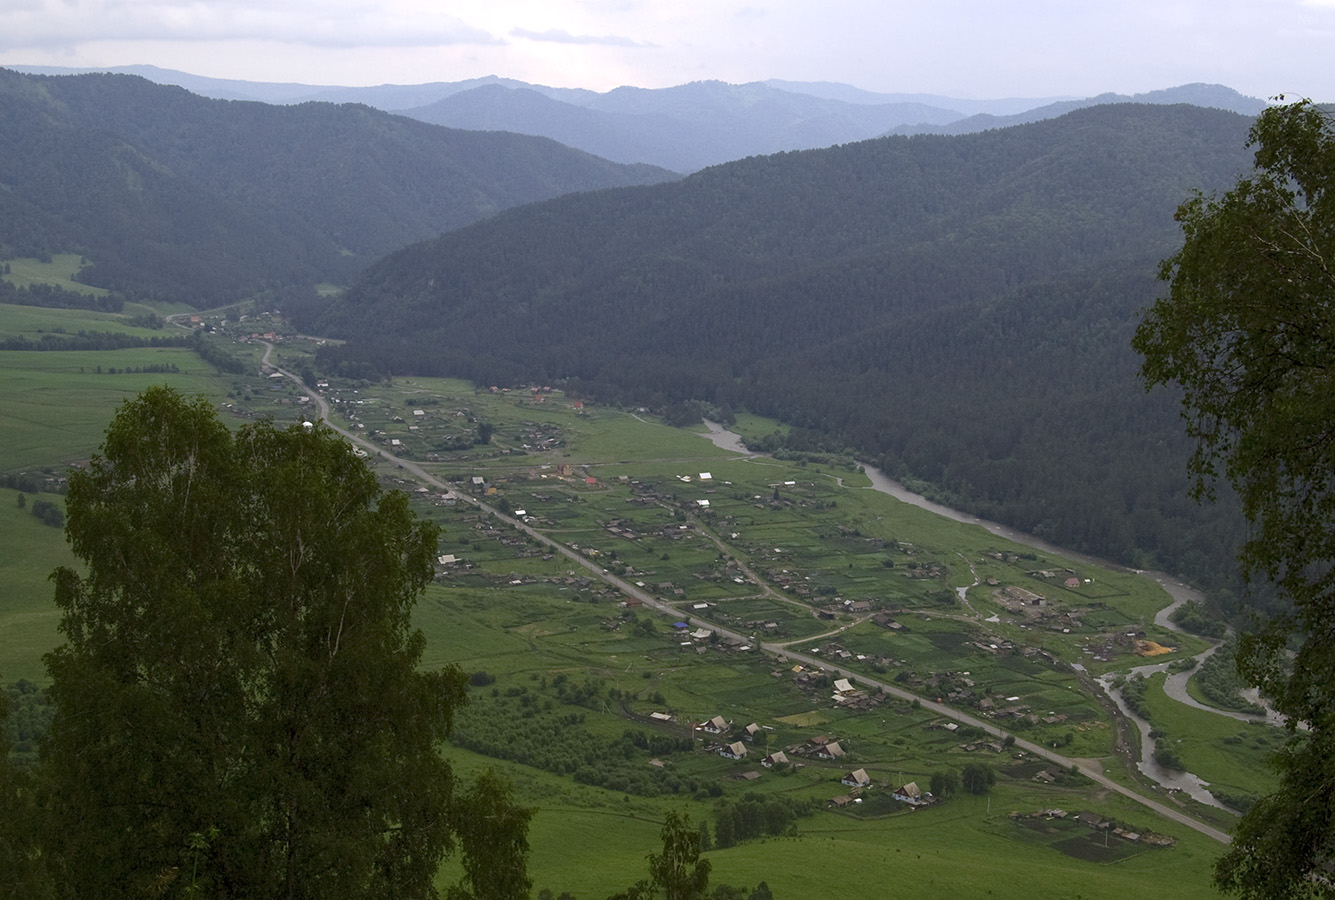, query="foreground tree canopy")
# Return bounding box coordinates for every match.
[1134,99,1335,899]
[38,387,526,899]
